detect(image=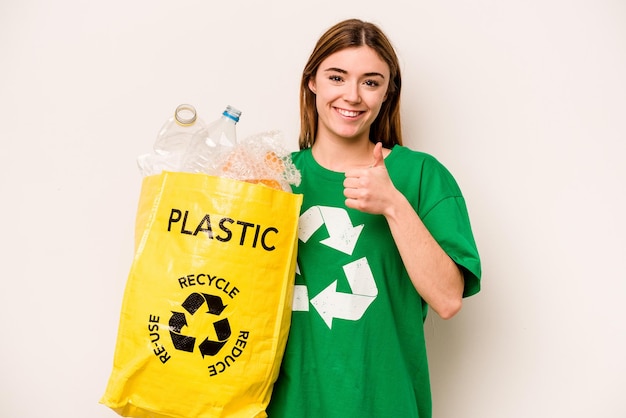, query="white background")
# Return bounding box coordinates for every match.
[1,1,625,417]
